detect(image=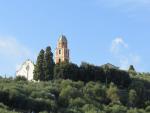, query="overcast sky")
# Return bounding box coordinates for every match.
[0,0,150,76]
